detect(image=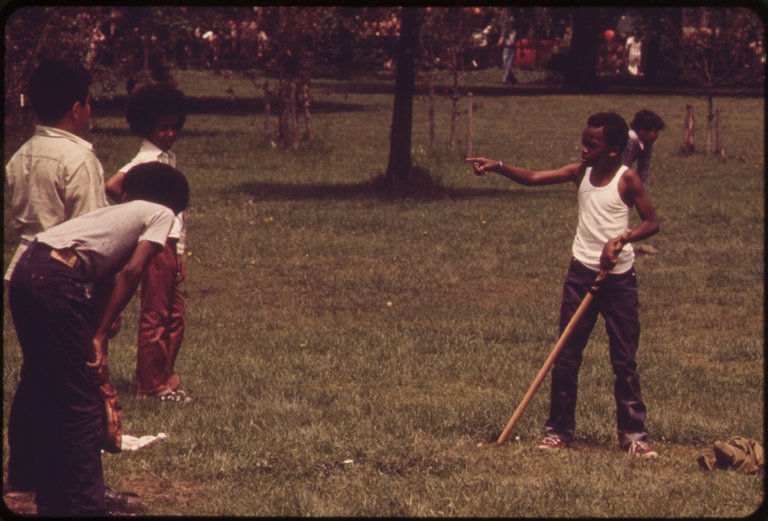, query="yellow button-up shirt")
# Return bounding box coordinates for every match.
[5,125,108,280]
